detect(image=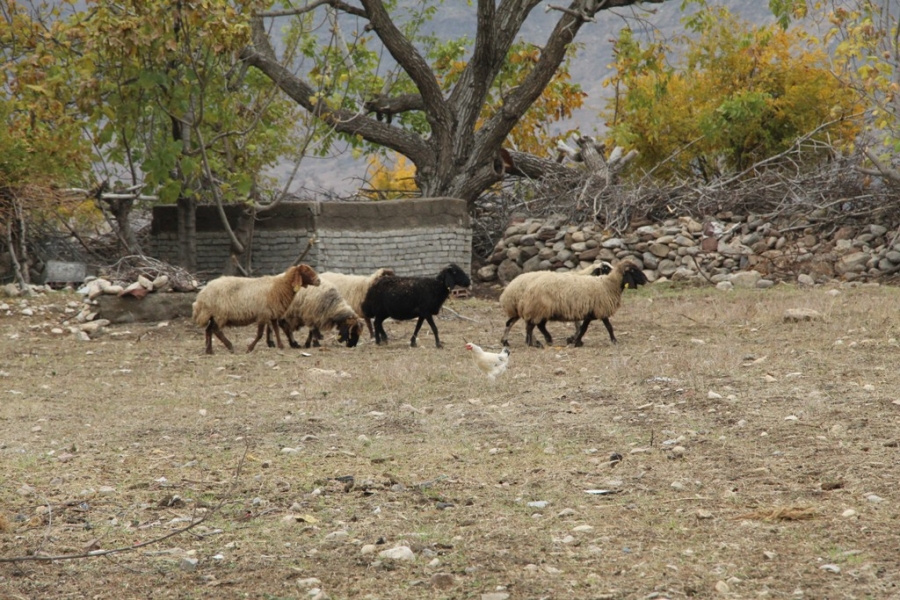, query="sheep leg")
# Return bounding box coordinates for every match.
[569,317,594,347]
[373,317,388,345]
[500,316,518,347]
[415,315,442,348]
[205,320,233,355]
[247,323,266,352]
[265,323,276,348]
[281,320,302,349]
[364,317,376,339]
[601,317,617,344]
[566,320,583,345]
[409,317,424,347]
[269,319,286,349]
[525,322,544,349]
[536,320,553,345]
[303,328,322,348]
